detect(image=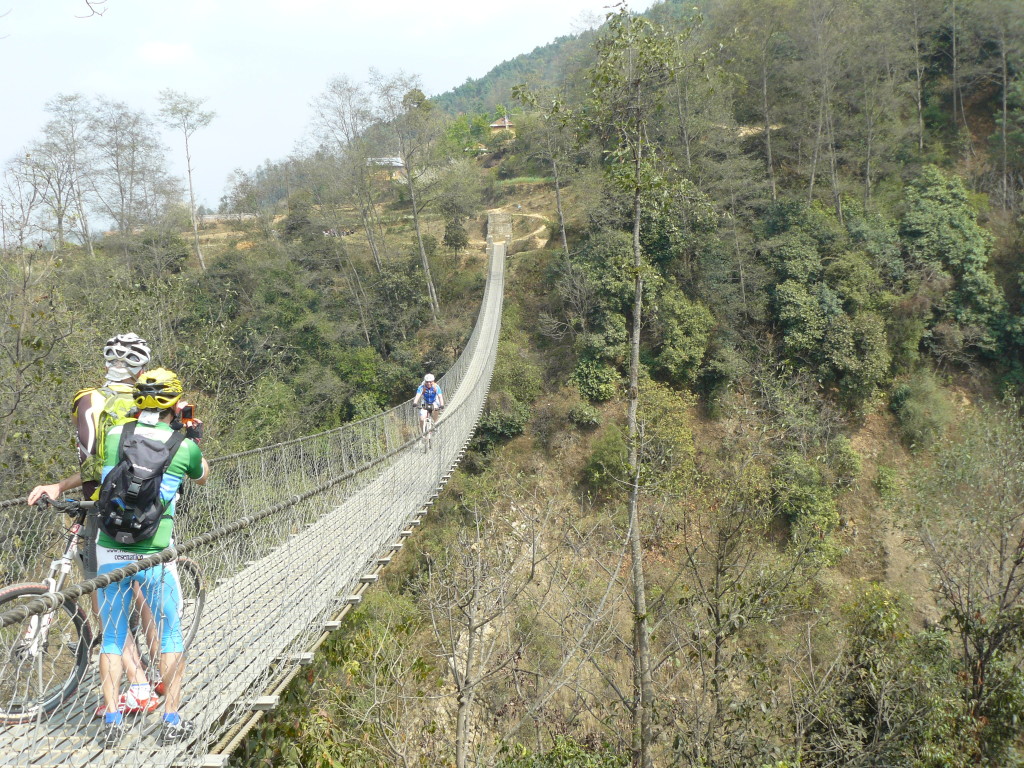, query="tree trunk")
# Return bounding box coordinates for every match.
[952,0,962,130]
[346,260,372,345]
[762,60,777,201]
[675,72,693,170]
[862,68,877,210]
[826,100,843,224]
[405,173,440,321]
[627,140,654,768]
[912,8,926,152]
[551,156,570,261]
[1000,34,1009,210]
[455,556,482,768]
[731,194,749,319]
[809,90,826,202]
[357,201,383,273]
[184,135,207,271]
[74,189,94,258]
